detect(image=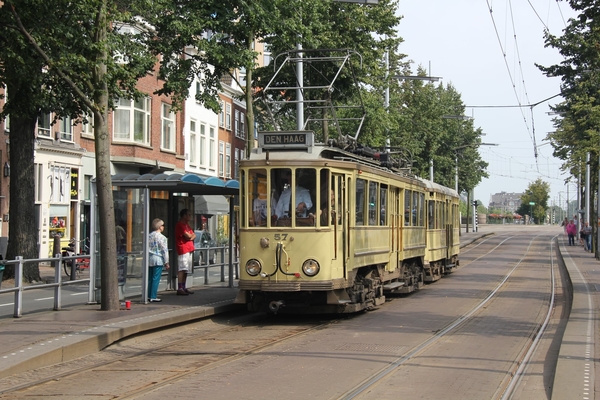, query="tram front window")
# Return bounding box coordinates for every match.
[271,168,316,226]
[248,168,268,227]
